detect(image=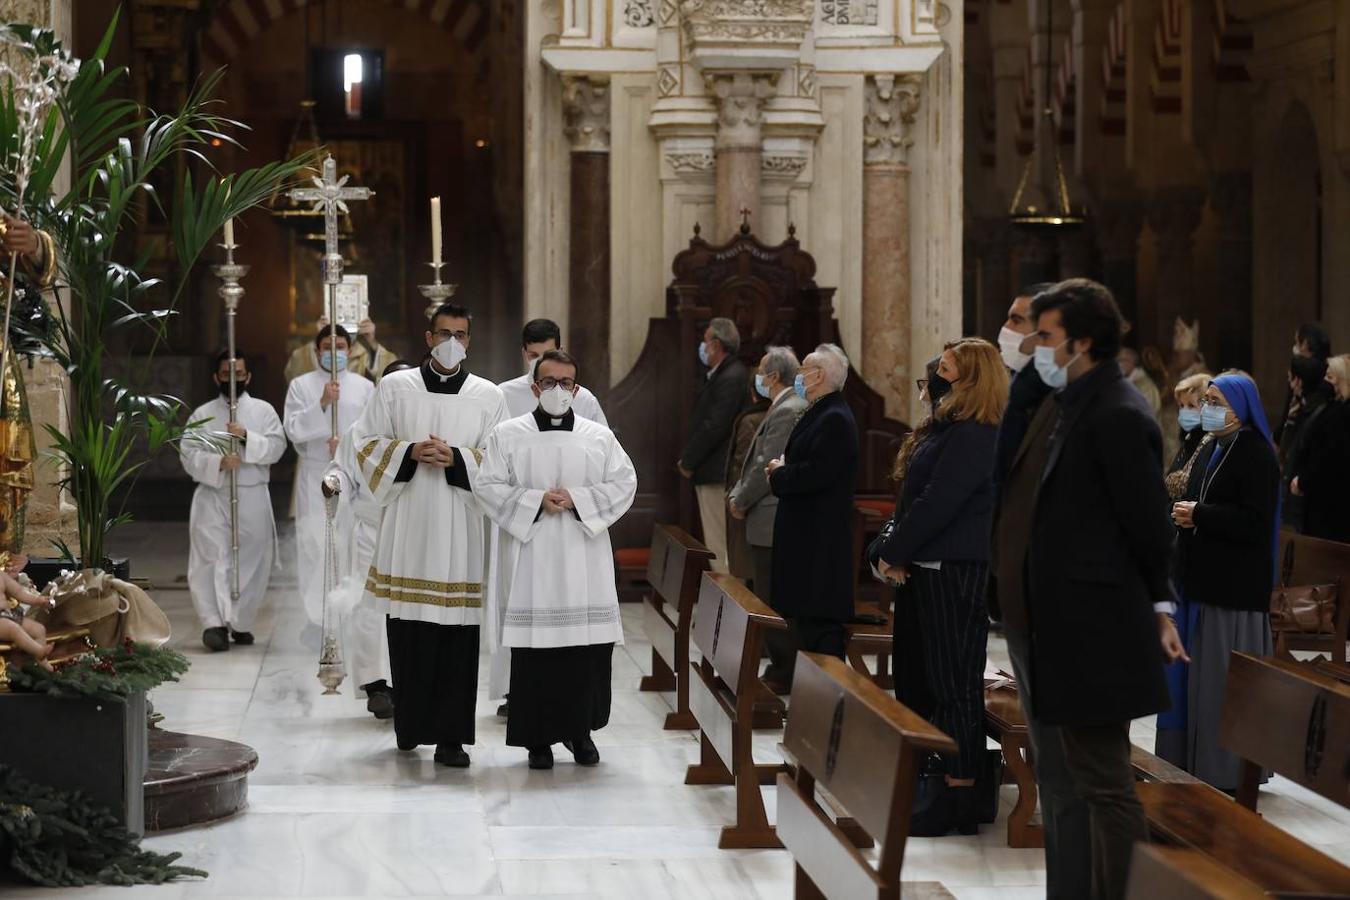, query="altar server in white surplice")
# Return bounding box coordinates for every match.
[323,360,417,721]
[284,324,376,631]
[181,352,287,653]
[479,350,636,770]
[489,318,608,712]
[350,304,508,768]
